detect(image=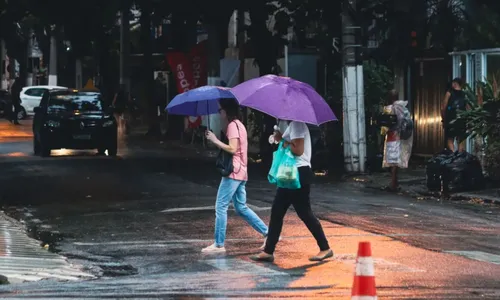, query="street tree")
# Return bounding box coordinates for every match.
[0,0,31,81]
